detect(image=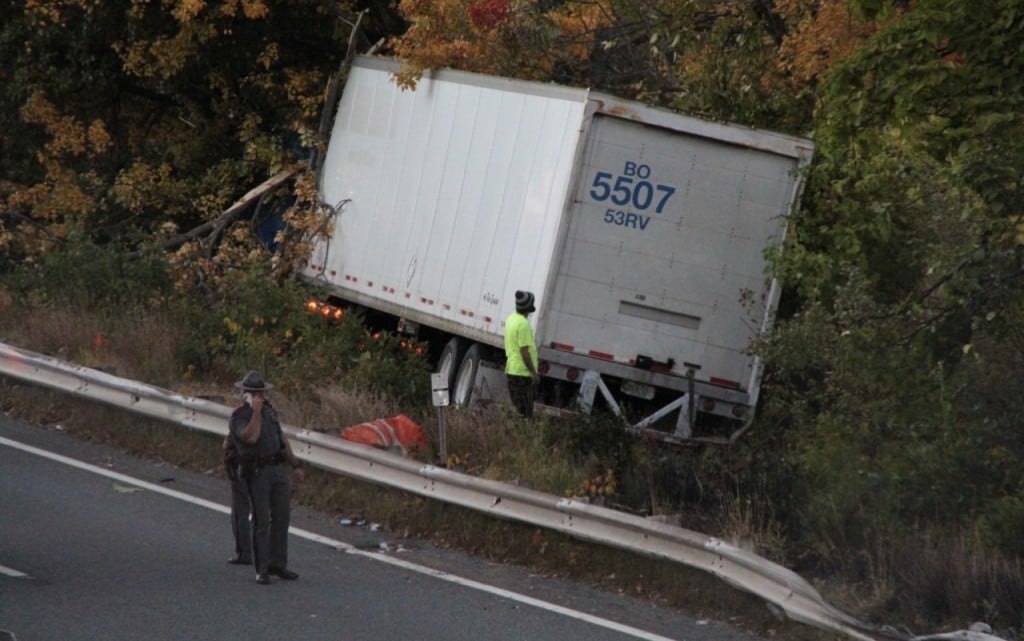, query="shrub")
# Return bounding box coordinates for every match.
[4,232,172,310]
[344,330,432,407]
[171,267,367,385]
